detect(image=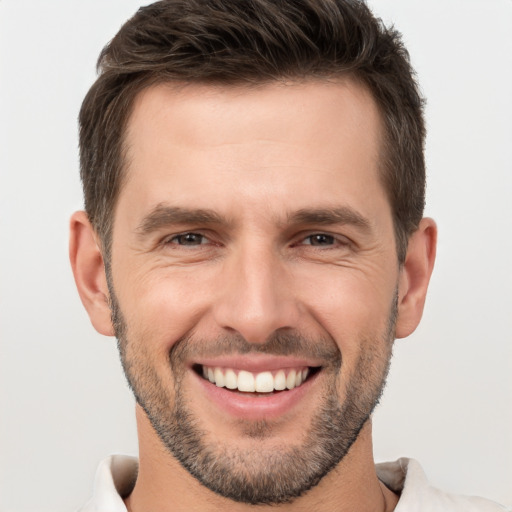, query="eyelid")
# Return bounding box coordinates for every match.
[296,231,352,247]
[161,231,211,246]
[158,229,353,249]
